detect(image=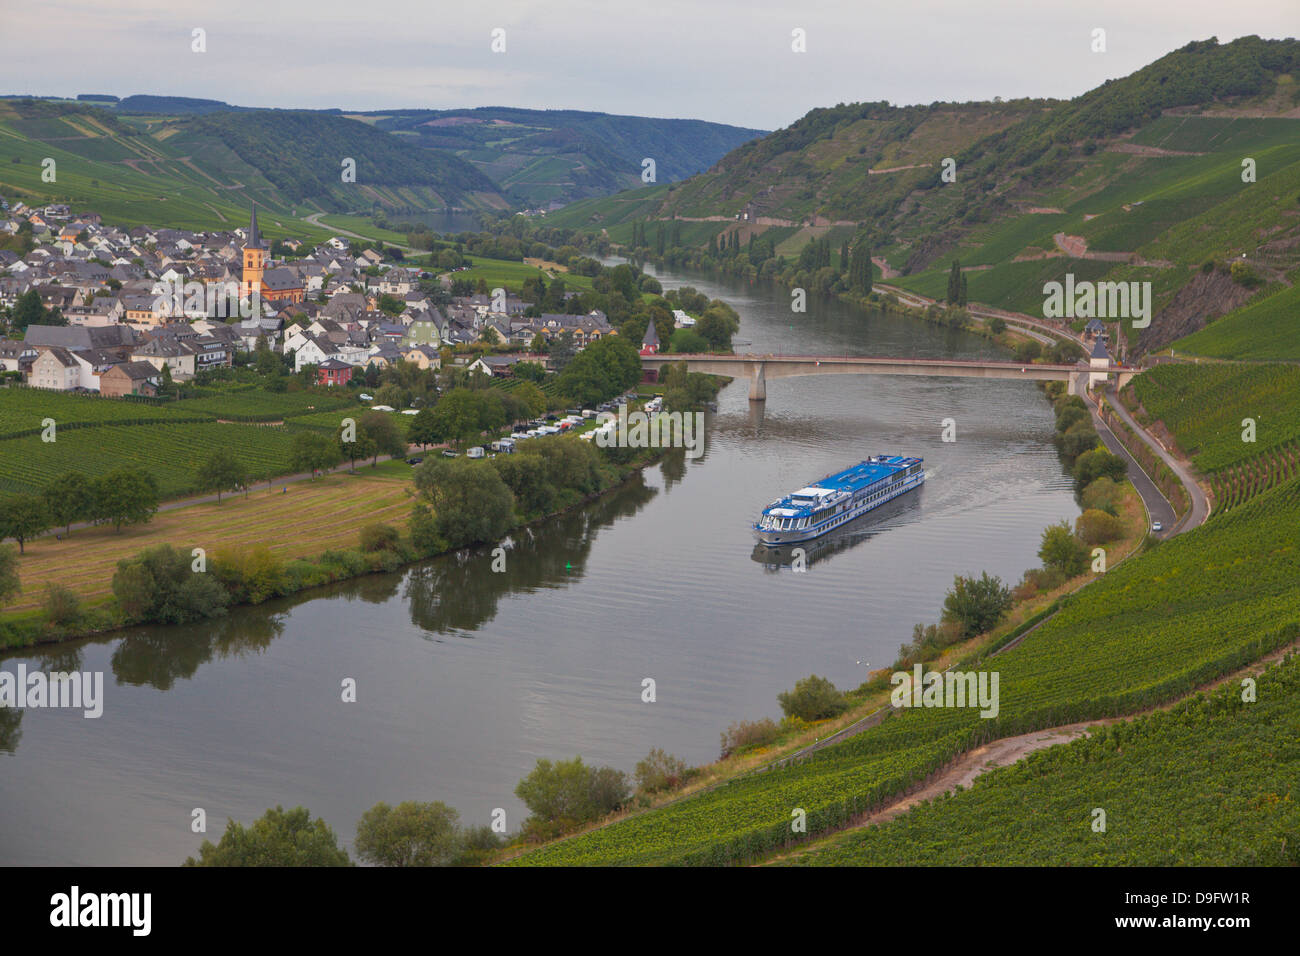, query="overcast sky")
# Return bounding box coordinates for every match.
[2,0,1295,130]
